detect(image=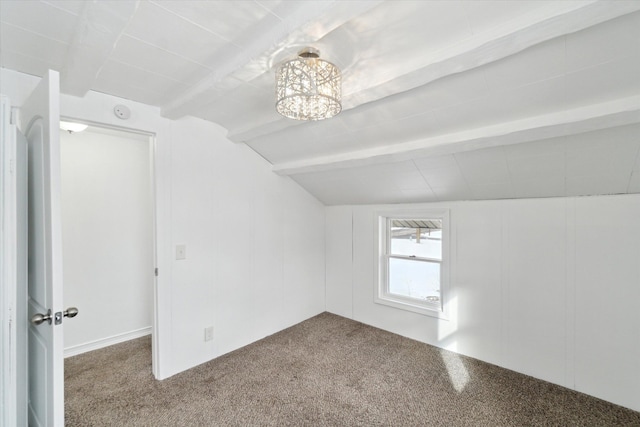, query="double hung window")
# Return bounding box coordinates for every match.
[376,210,449,318]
